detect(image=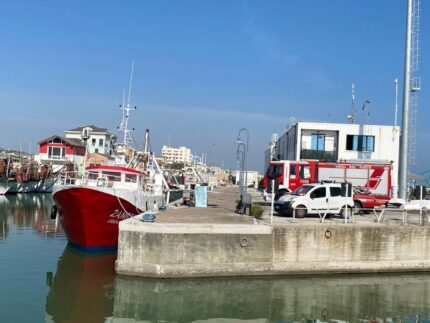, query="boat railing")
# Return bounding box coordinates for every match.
[57,170,162,193]
[57,171,85,186]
